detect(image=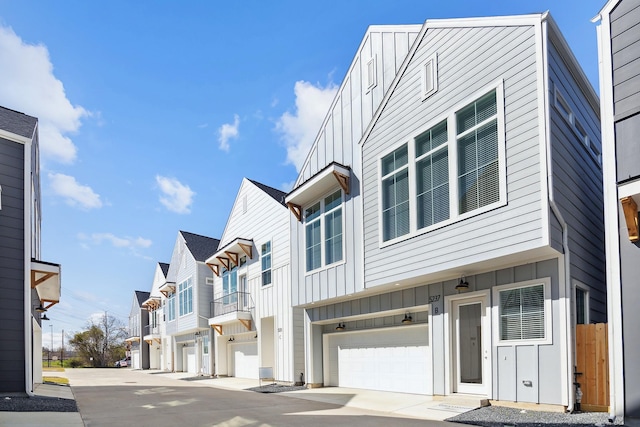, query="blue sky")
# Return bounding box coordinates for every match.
[0,0,605,349]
